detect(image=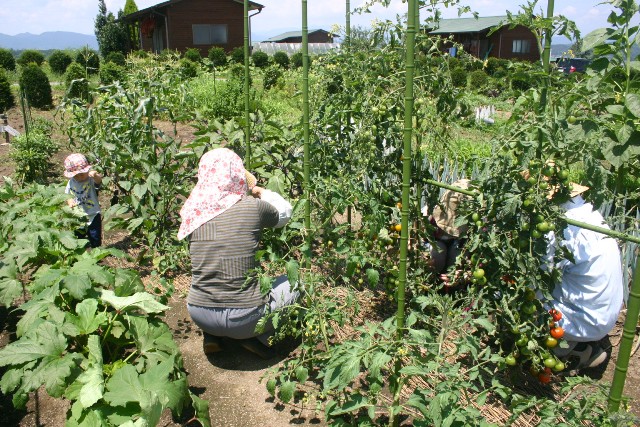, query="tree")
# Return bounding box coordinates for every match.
[123,0,139,50]
[95,0,129,57]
